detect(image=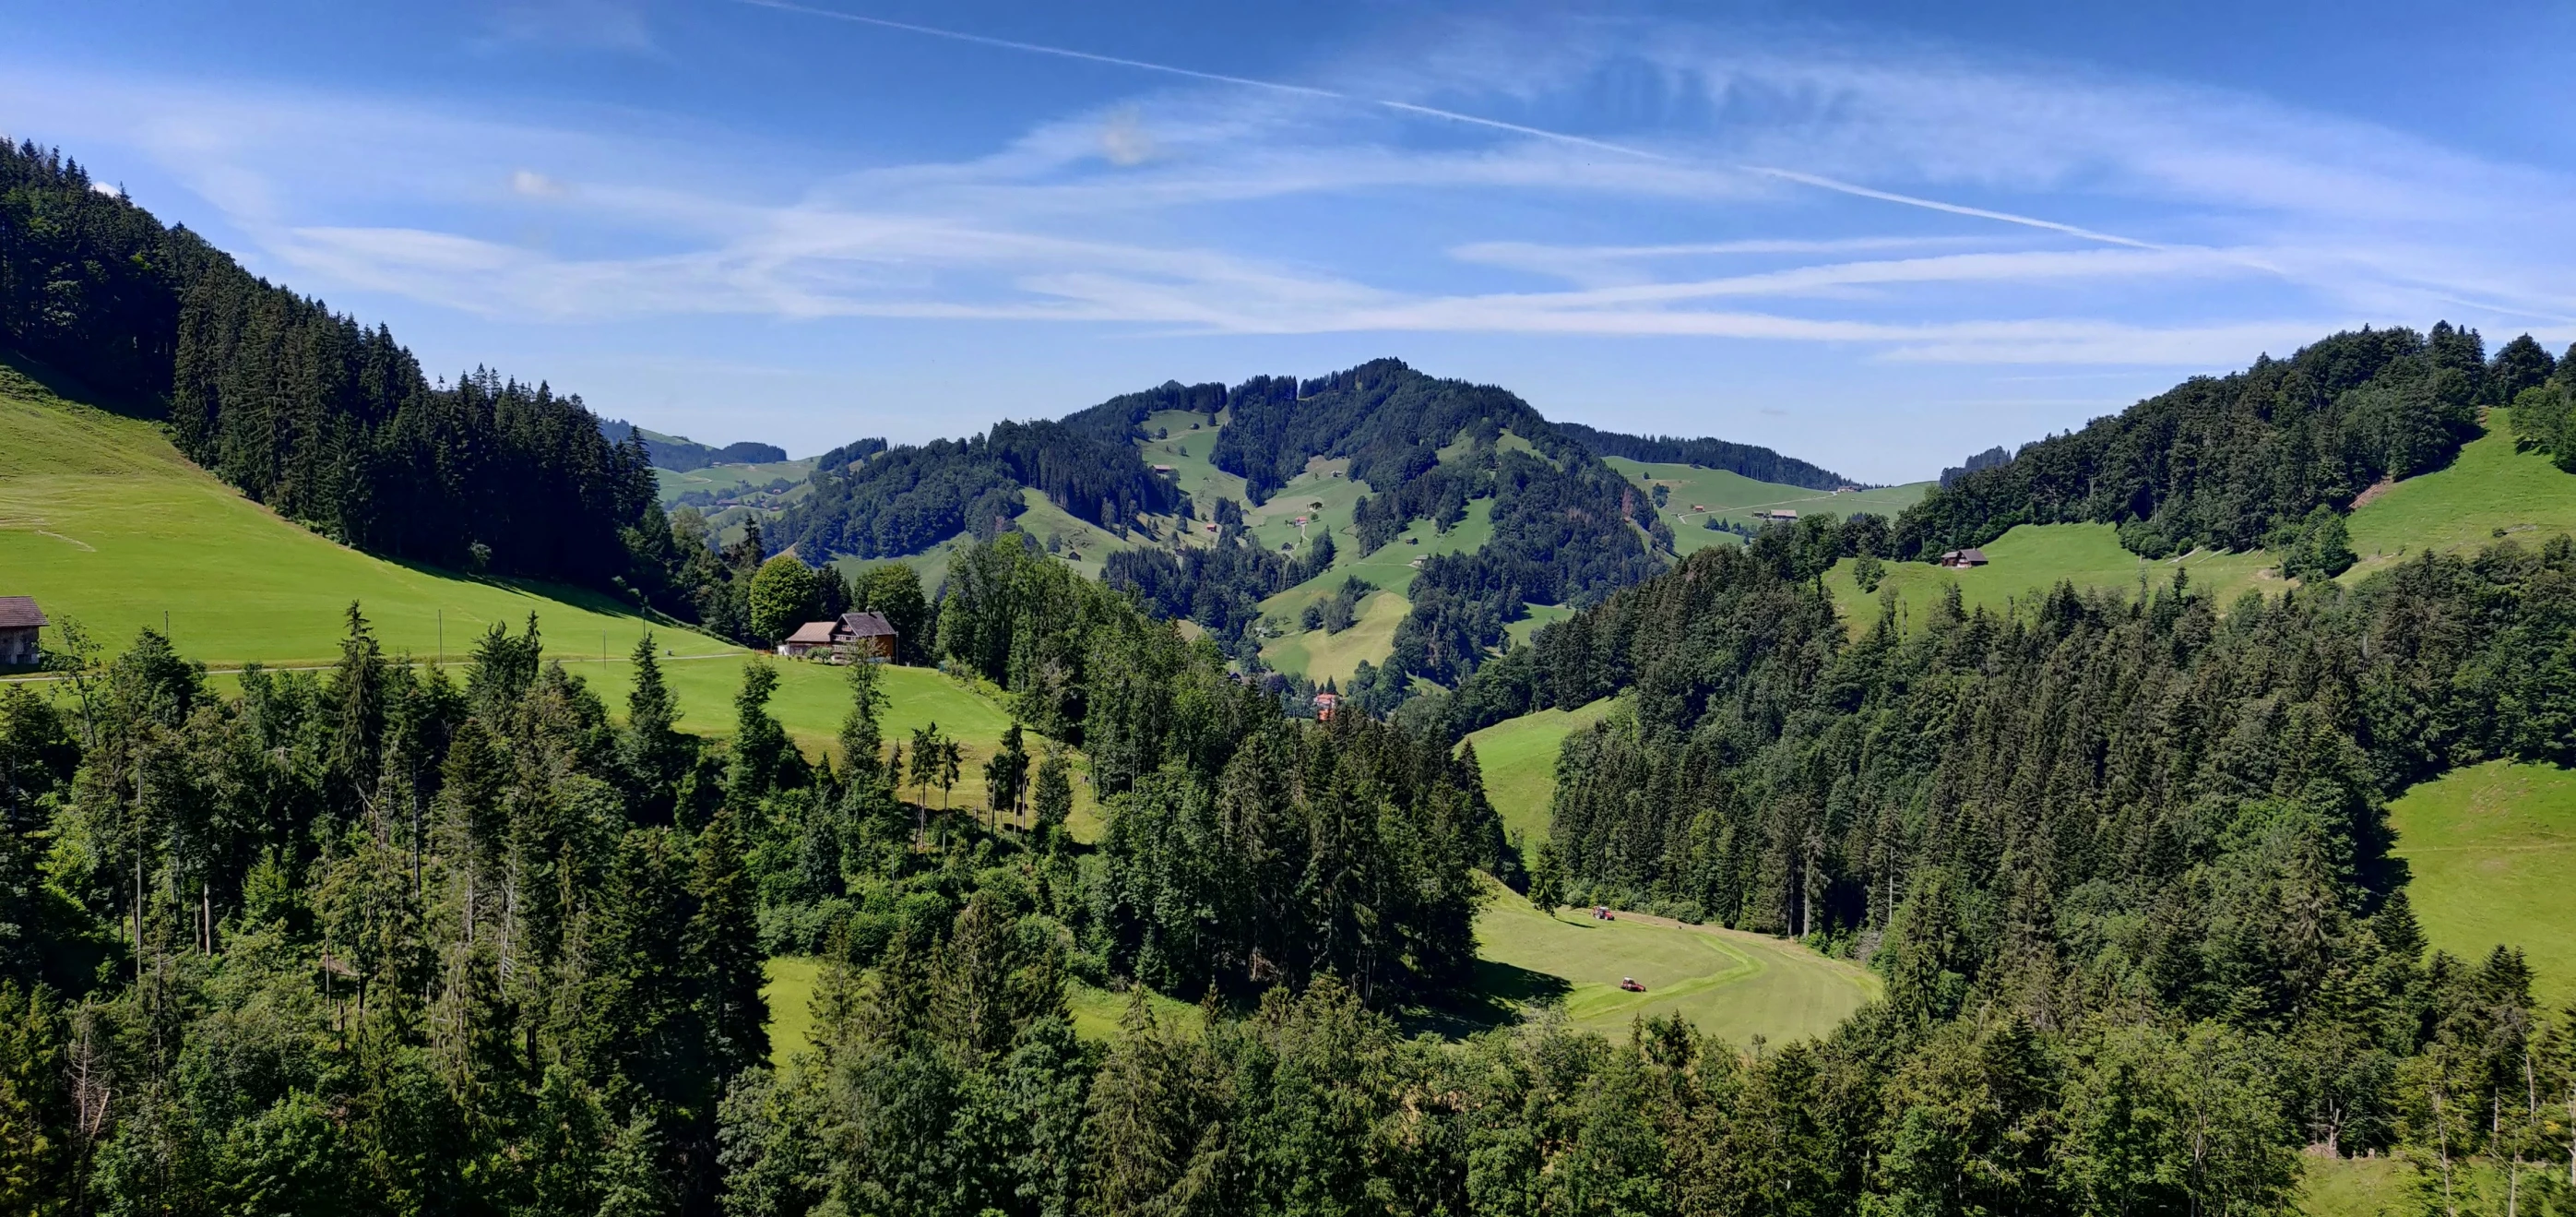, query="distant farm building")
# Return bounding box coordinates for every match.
[1151,464,1176,473]
[1313,691,1340,721]
[1755,509,1799,521]
[0,597,44,665]
[836,611,899,662]
[778,620,839,659]
[777,611,901,662]
[1939,548,1989,568]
